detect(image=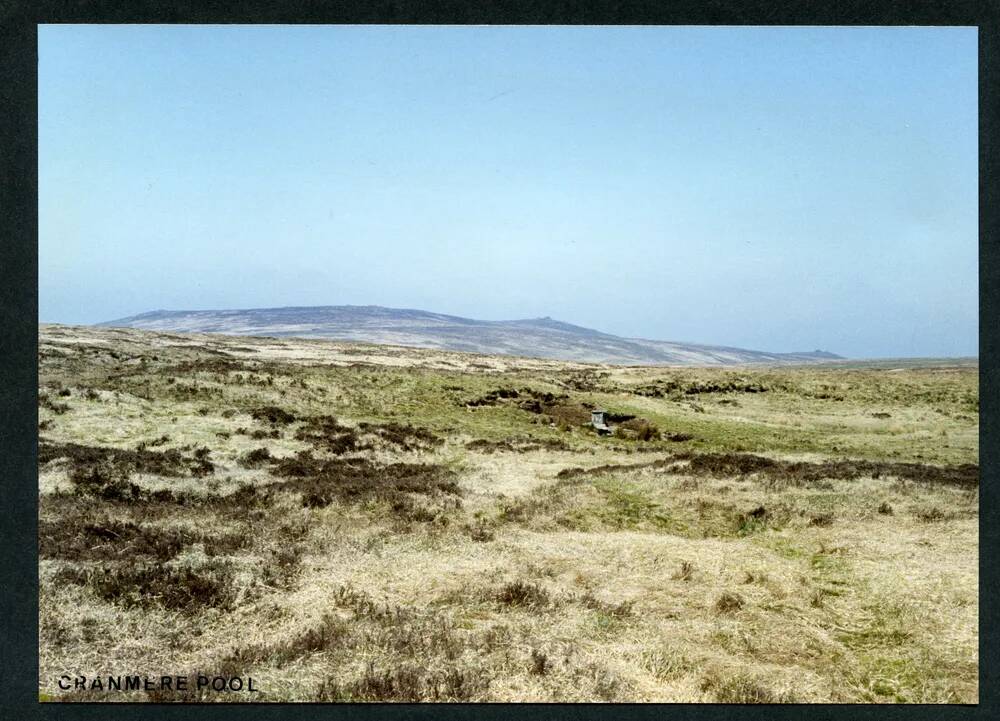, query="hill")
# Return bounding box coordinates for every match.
[100,305,842,366]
